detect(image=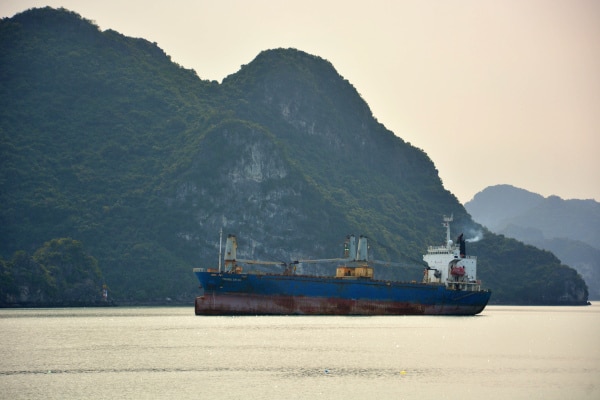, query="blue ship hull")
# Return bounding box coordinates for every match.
[194,271,491,316]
